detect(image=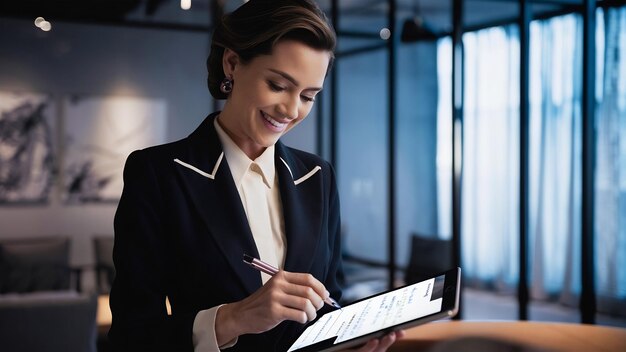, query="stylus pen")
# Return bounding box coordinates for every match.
[243,254,342,309]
